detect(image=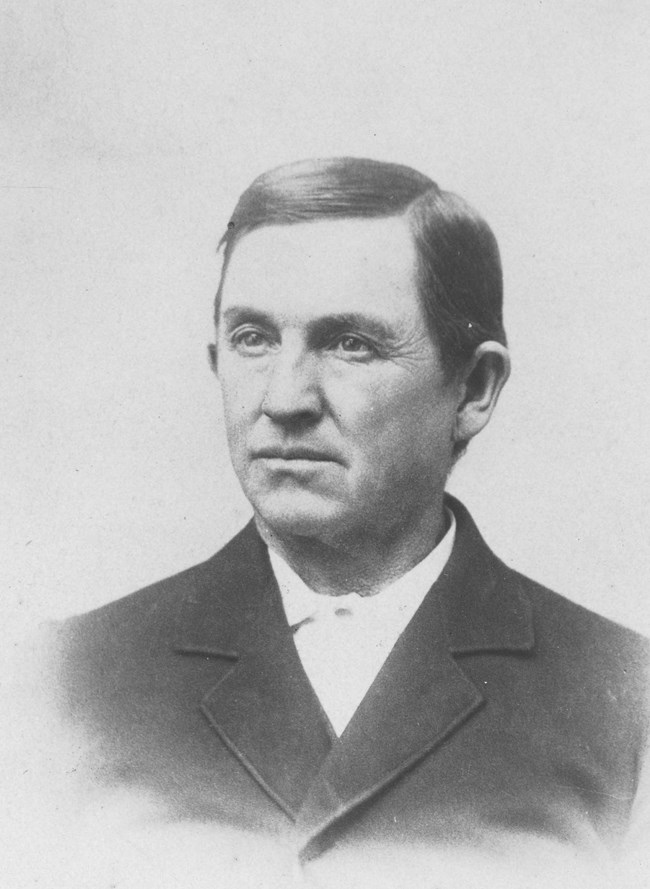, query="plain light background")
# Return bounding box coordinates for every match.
[3,0,650,636]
